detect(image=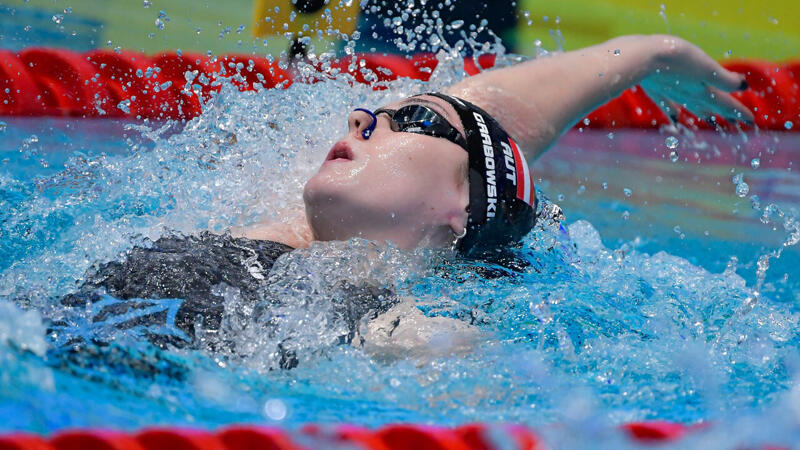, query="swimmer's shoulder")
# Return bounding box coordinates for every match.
[230,209,314,249]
